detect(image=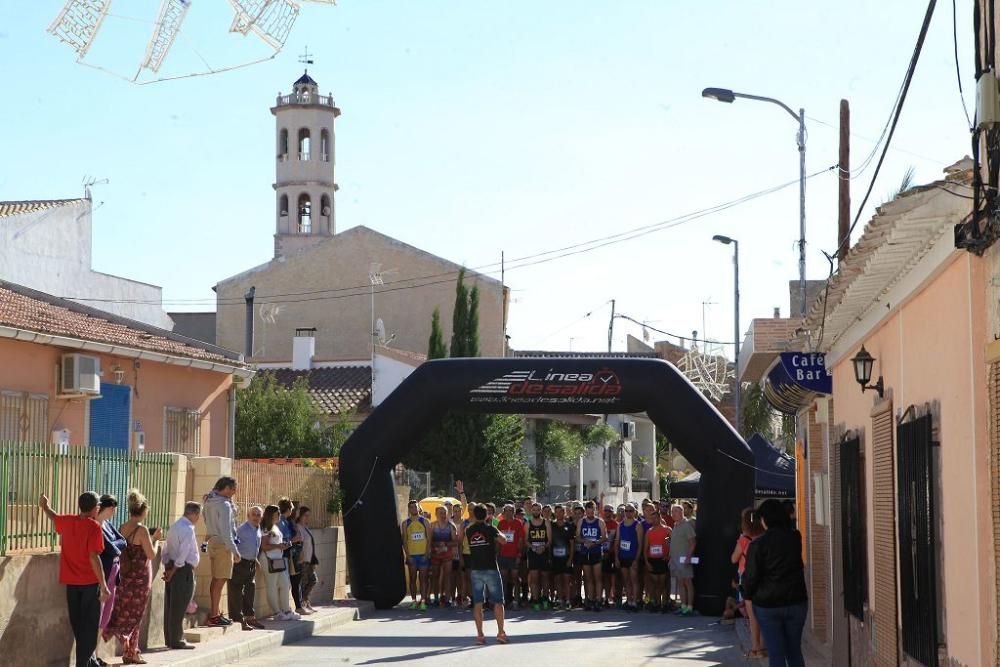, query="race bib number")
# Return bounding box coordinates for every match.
[619,540,631,552]
[650,544,663,557]
[503,531,515,542]
[434,542,448,553]
[411,531,425,542]
[553,546,567,557]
